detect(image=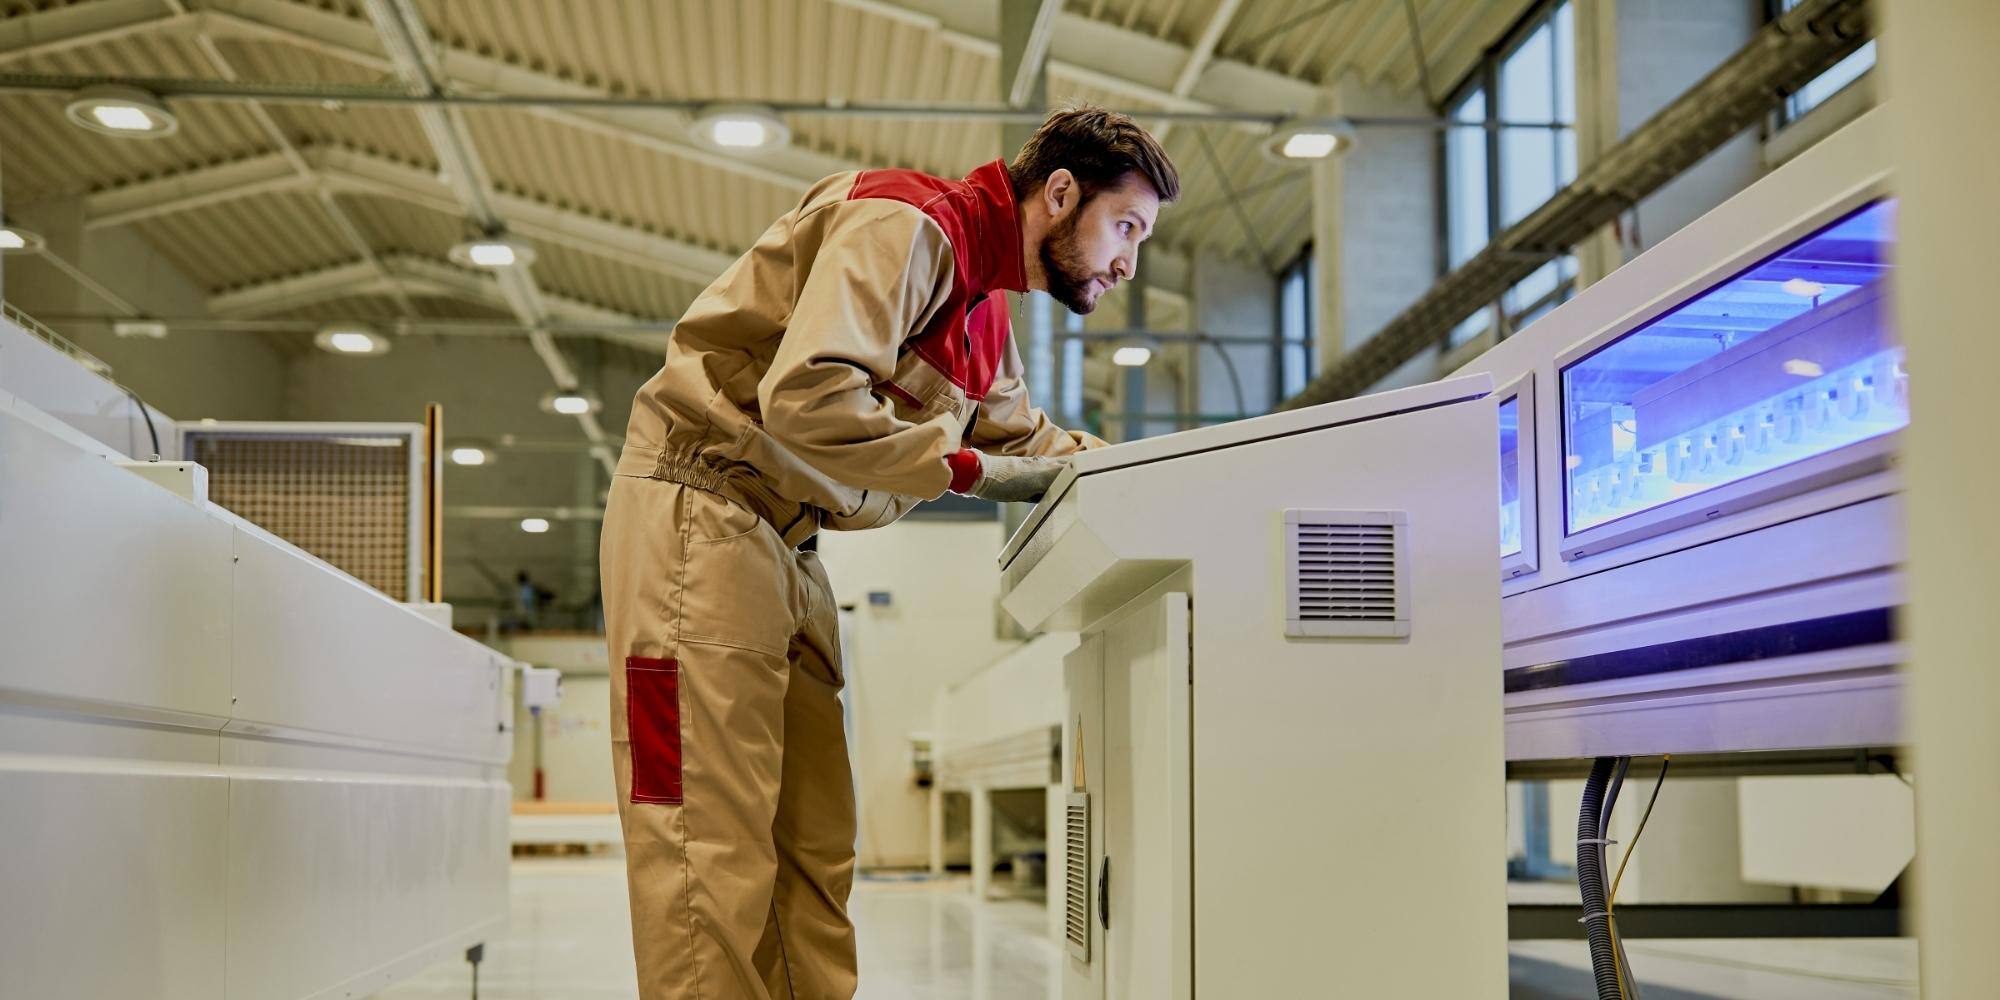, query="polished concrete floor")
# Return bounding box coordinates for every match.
[374,857,1916,999]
